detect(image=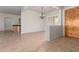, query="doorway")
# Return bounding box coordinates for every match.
[4,16,21,33]
[4,17,12,31]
